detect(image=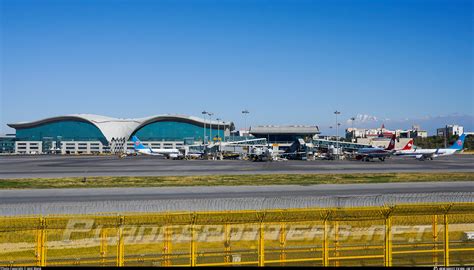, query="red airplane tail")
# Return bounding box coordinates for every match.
[401,139,414,150]
[385,134,396,150]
